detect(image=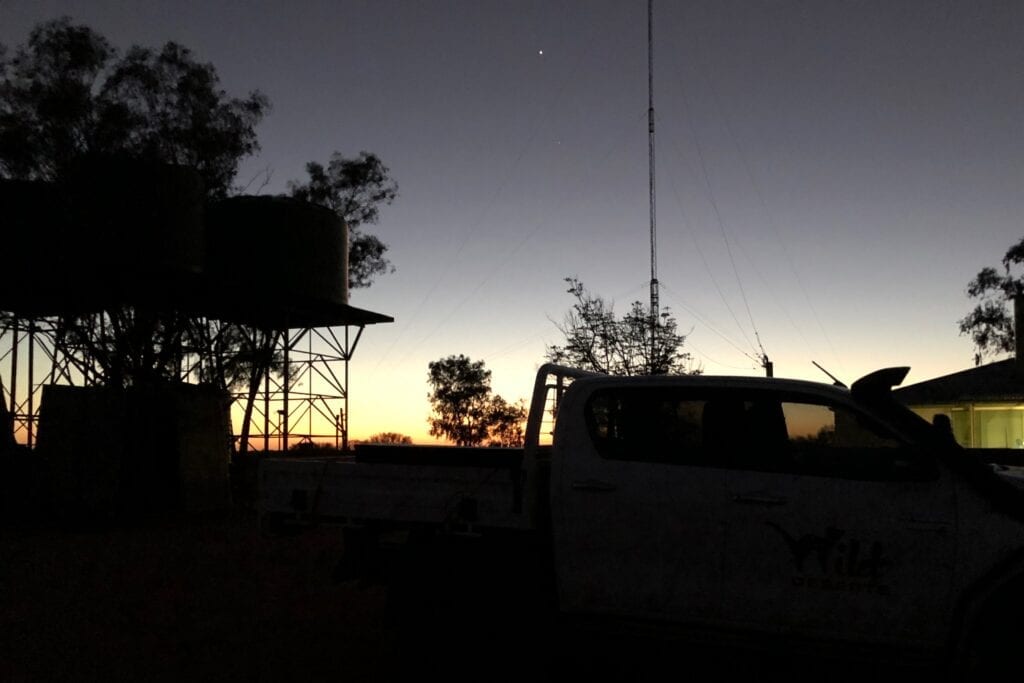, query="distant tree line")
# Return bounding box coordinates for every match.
[364,432,413,445]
